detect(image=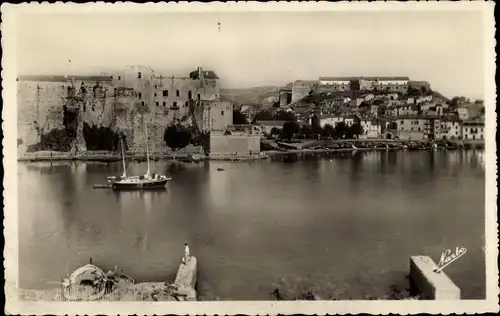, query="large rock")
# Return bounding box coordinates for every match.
[173,256,197,300]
